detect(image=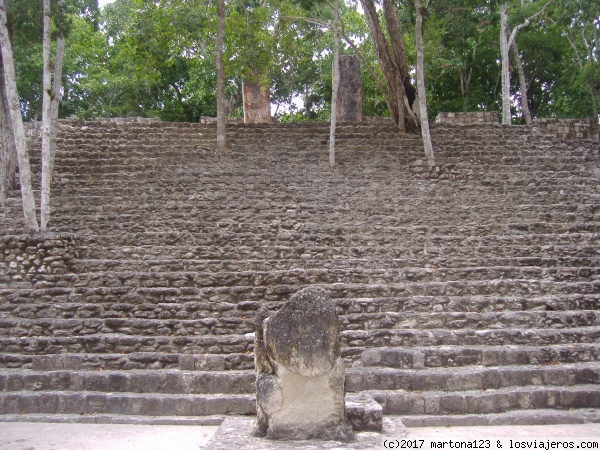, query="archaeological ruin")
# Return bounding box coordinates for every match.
[0,117,599,438]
